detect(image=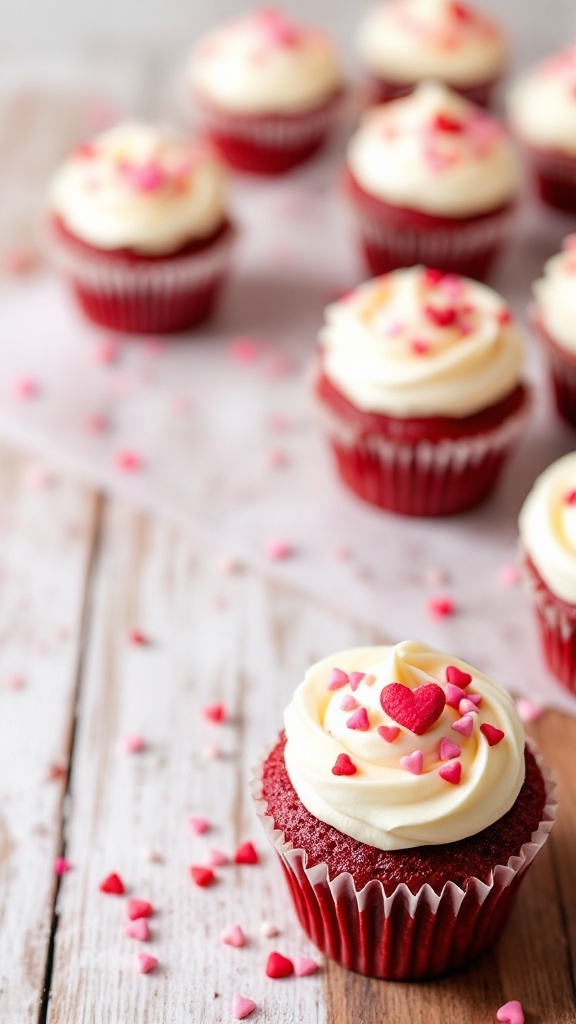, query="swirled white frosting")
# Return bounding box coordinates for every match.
[357,0,505,87]
[188,8,343,115]
[319,266,524,418]
[284,640,525,851]
[347,82,517,217]
[519,452,576,604]
[49,122,228,255]
[508,46,576,156]
[533,237,576,355]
